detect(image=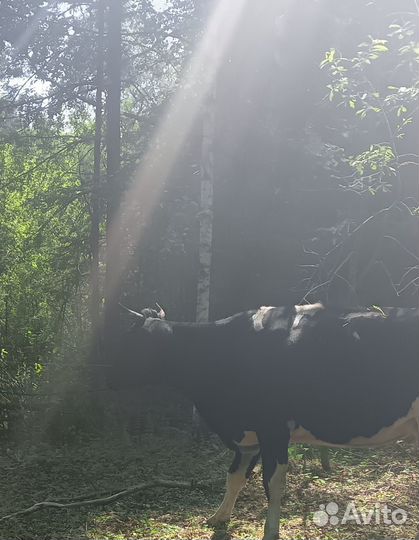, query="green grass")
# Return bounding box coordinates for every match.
[0,432,417,539]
